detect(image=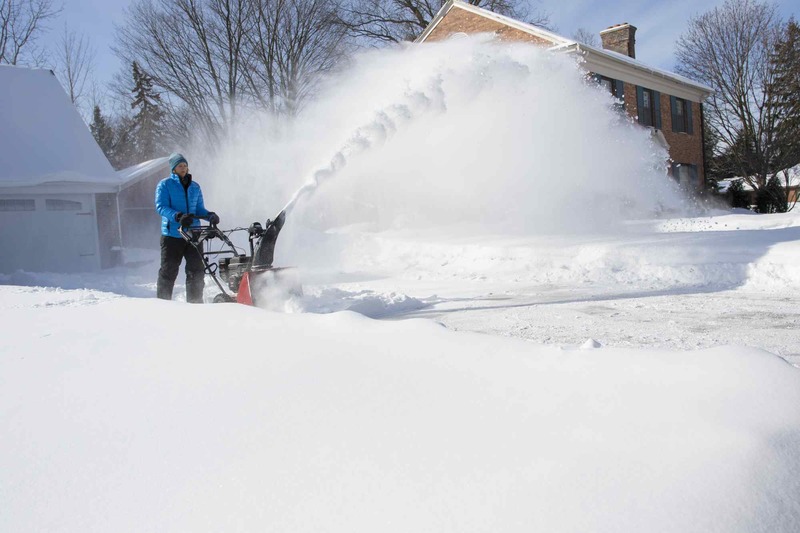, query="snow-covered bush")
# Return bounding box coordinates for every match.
[726,179,751,210]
